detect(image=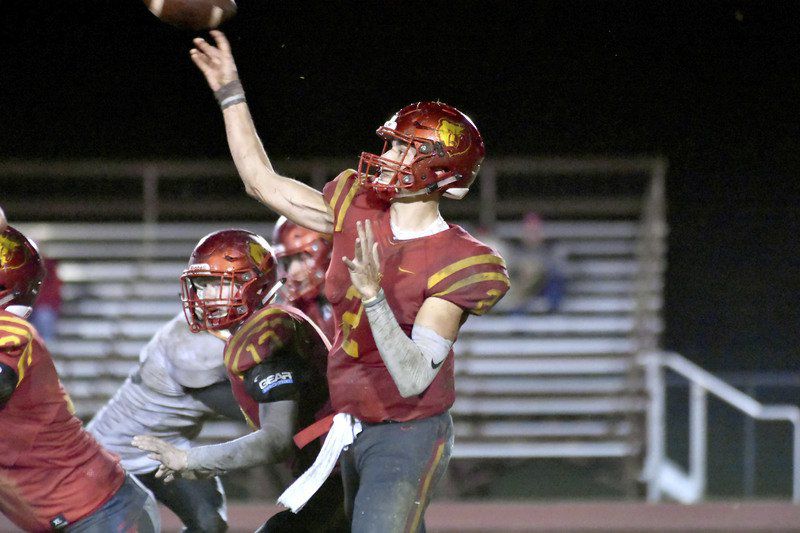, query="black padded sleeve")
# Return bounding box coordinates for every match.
[0,362,18,406]
[187,380,246,421]
[242,358,299,404]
